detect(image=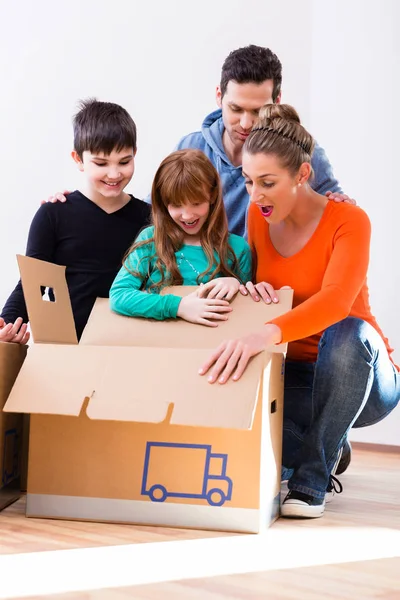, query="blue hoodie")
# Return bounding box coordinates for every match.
[176,109,342,238]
